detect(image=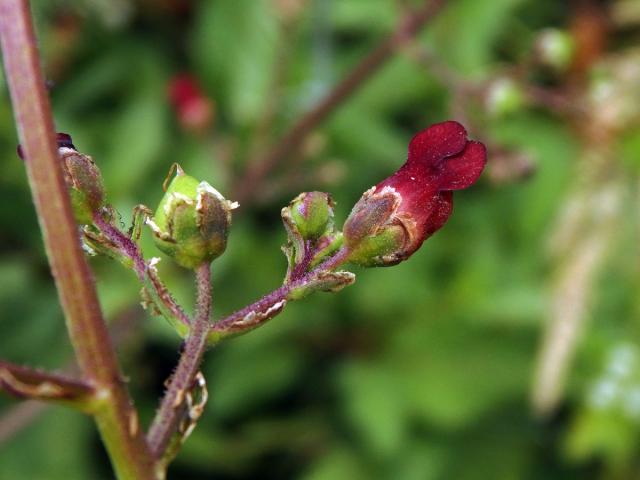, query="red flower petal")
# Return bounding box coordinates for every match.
[437,141,487,191]
[407,120,468,166]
